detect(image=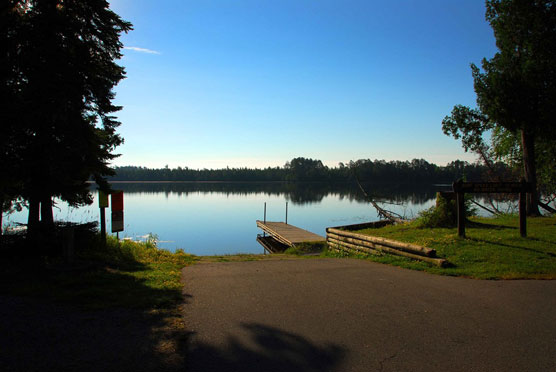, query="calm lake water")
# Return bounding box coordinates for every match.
[3,182,448,255]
